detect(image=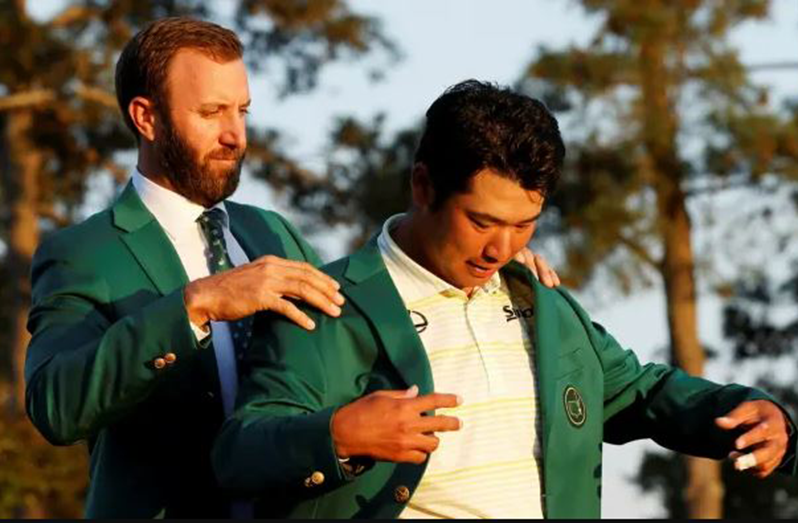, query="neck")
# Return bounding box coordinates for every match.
[392,212,476,297]
[136,146,176,193]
